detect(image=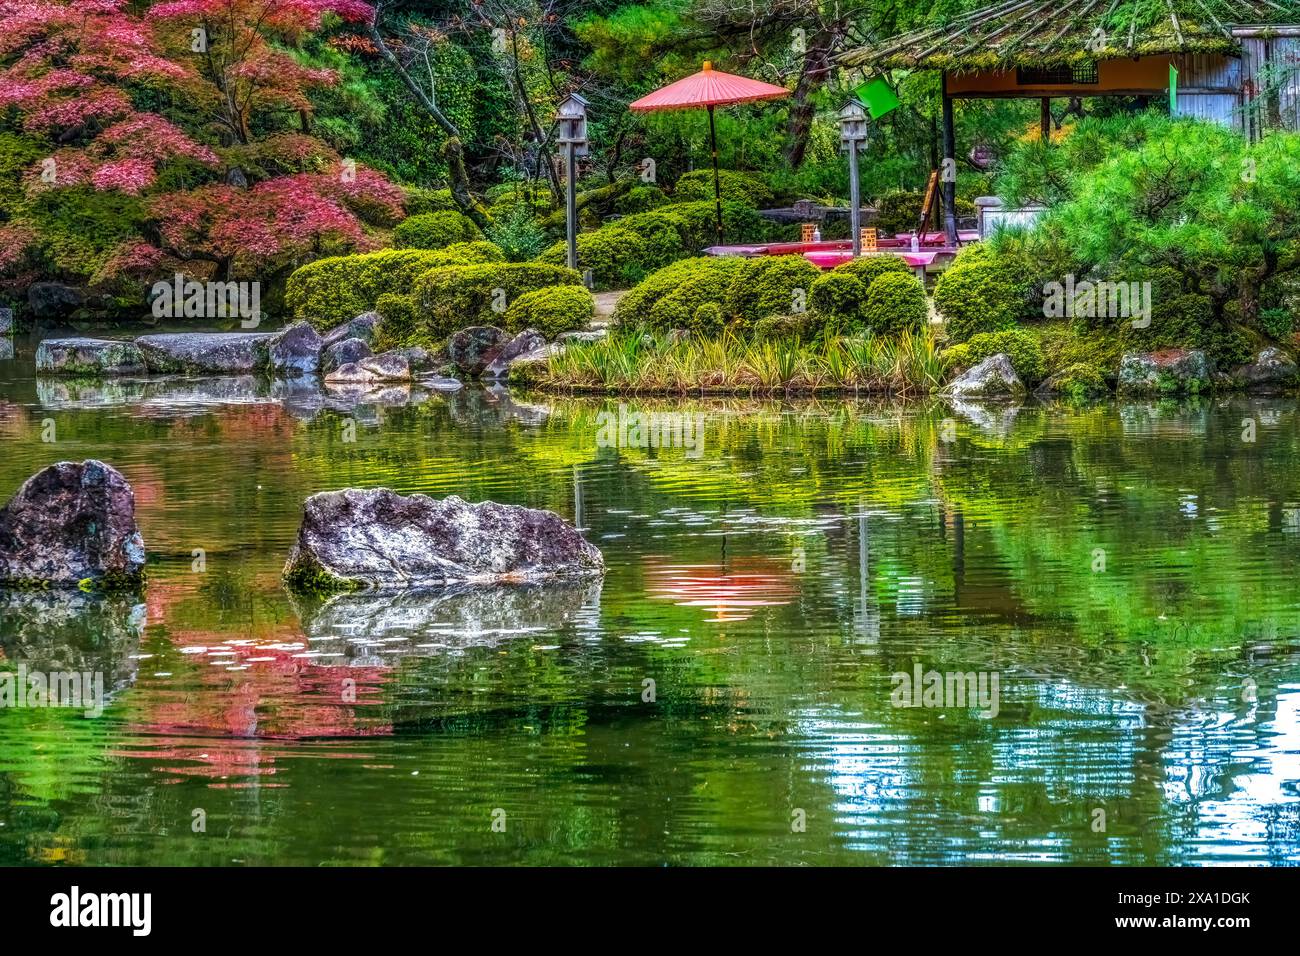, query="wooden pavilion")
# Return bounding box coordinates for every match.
[838,0,1300,241]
